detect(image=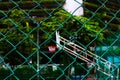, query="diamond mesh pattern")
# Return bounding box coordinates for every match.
[0,0,120,80]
